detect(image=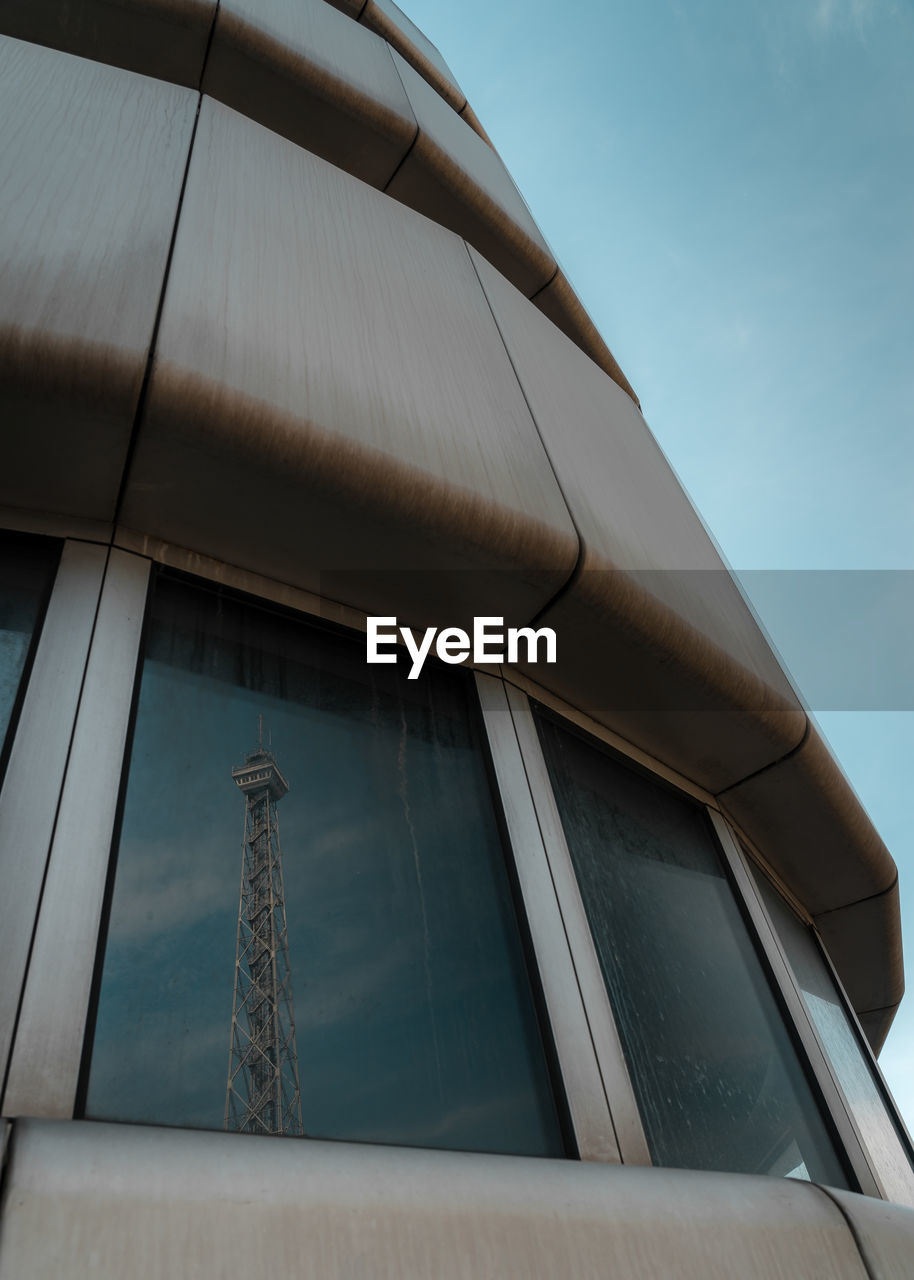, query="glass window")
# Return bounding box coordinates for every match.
[0,531,60,771]
[83,575,564,1158]
[752,864,914,1206]
[535,708,852,1187]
